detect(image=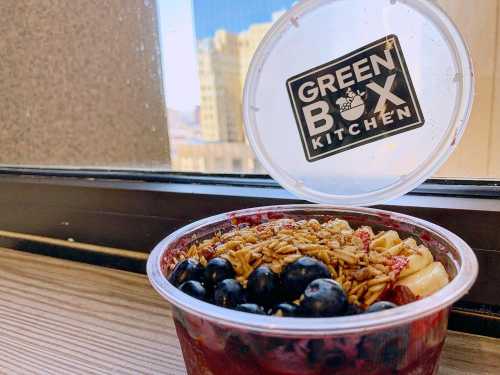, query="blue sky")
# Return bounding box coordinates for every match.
[193,0,296,39]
